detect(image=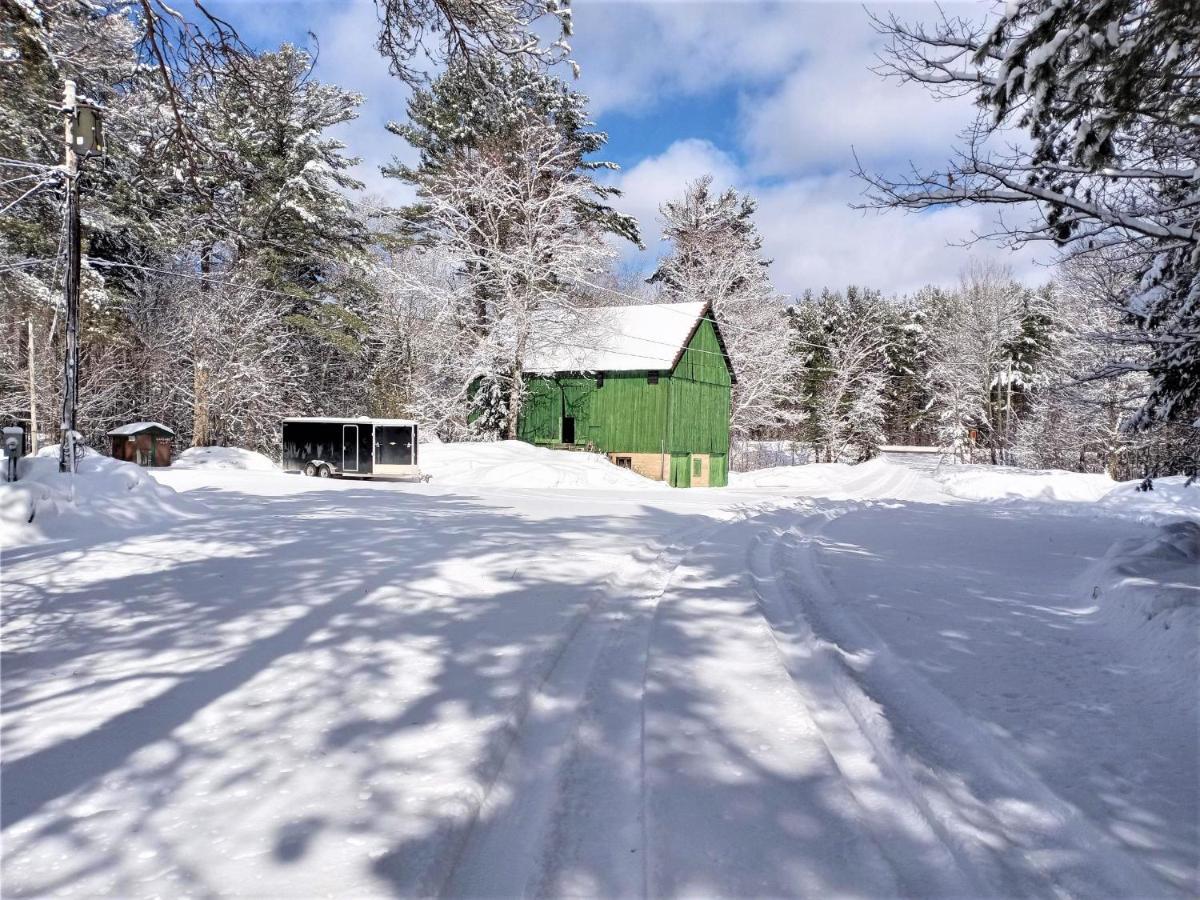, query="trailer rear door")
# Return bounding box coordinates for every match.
[342,424,360,473]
